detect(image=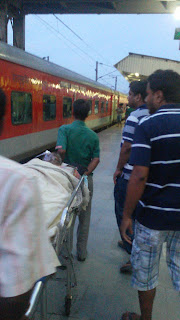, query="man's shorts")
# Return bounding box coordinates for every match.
[131,221,180,291]
[117,115,122,122]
